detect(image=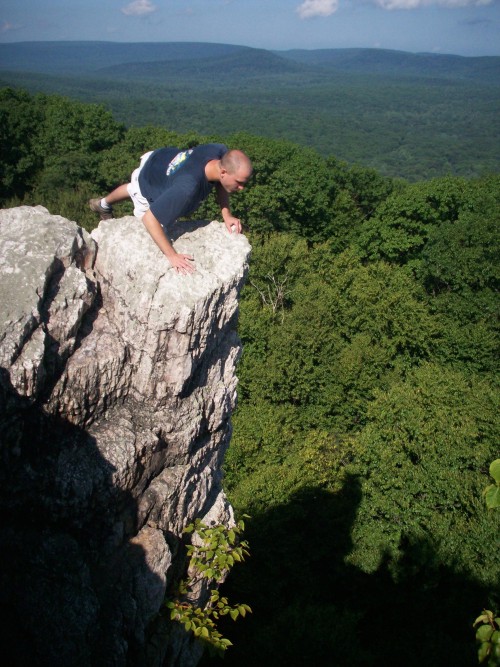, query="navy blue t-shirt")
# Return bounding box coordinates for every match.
[138,143,228,229]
